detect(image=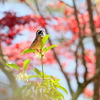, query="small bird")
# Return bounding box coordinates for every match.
[29,29,44,50]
